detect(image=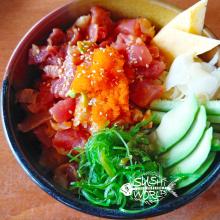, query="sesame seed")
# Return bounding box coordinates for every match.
[136,37,142,43]
[89,98,96,105]
[68,110,73,114]
[57,58,62,65]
